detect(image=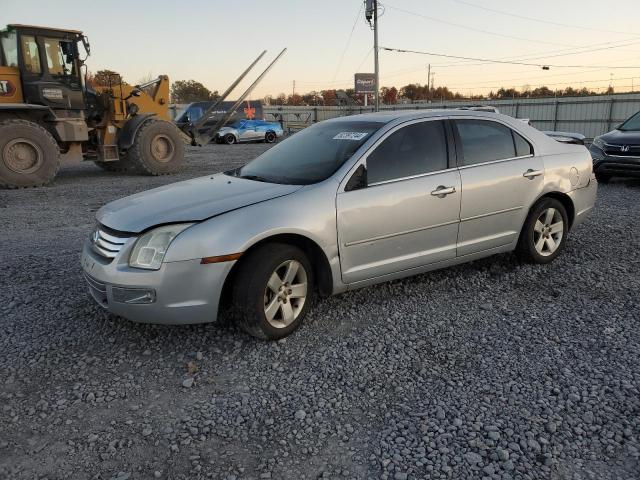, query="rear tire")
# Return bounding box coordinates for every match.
[517,198,569,264]
[0,119,60,188]
[232,243,314,340]
[265,131,277,143]
[128,119,184,175]
[224,133,236,145]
